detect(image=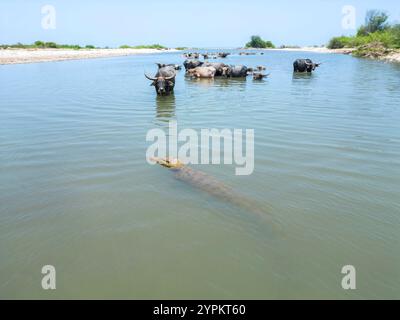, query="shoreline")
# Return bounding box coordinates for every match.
[1,46,399,65]
[260,47,356,54]
[260,46,400,63]
[0,48,179,65]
